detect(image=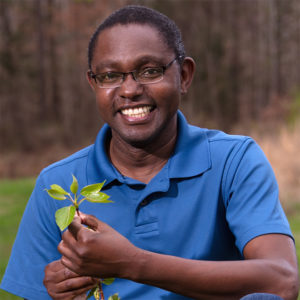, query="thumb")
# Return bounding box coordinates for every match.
[79,212,102,232]
[67,215,83,240]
